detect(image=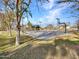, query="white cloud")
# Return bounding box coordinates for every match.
[44,2,74,20]
[42,0,55,10]
[31,1,75,26]
[36,2,74,26]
